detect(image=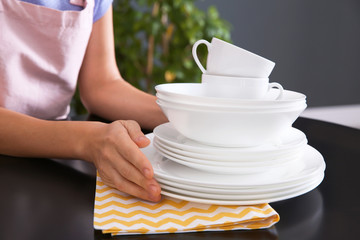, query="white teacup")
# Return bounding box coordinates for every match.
[192,37,276,77]
[201,74,284,100]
